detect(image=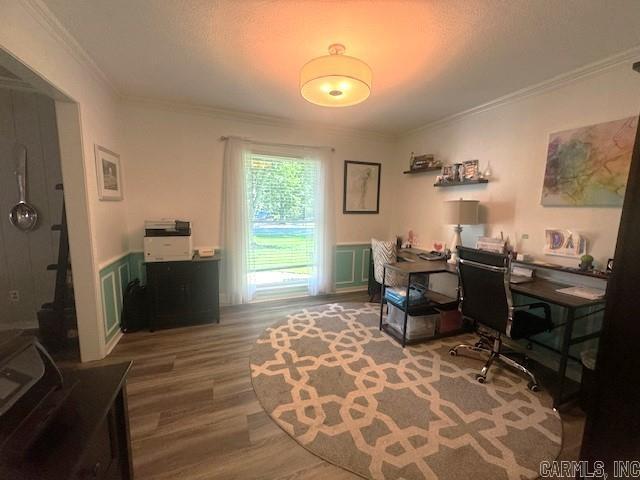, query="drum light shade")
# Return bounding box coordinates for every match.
[300,44,372,107]
[443,199,480,226]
